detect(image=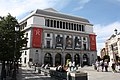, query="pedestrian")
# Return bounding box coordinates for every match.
[100,60,104,72]
[104,59,109,72]
[117,60,120,72]
[68,60,72,71]
[111,59,116,73]
[72,61,76,70]
[95,60,100,72]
